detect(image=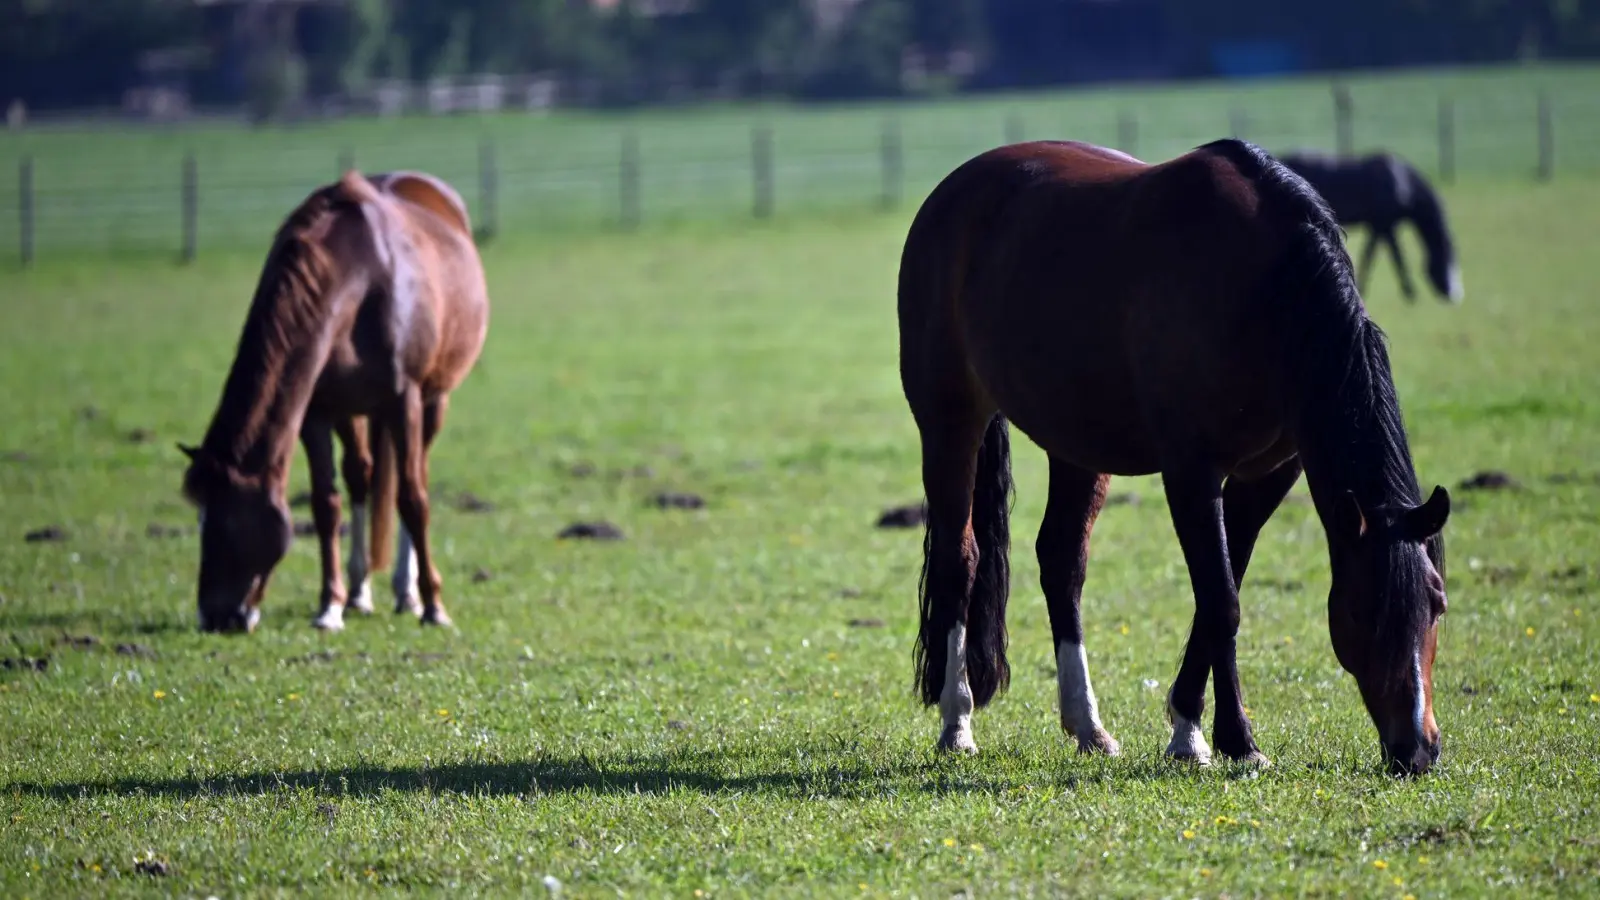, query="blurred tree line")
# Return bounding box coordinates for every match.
[3,0,1600,114]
